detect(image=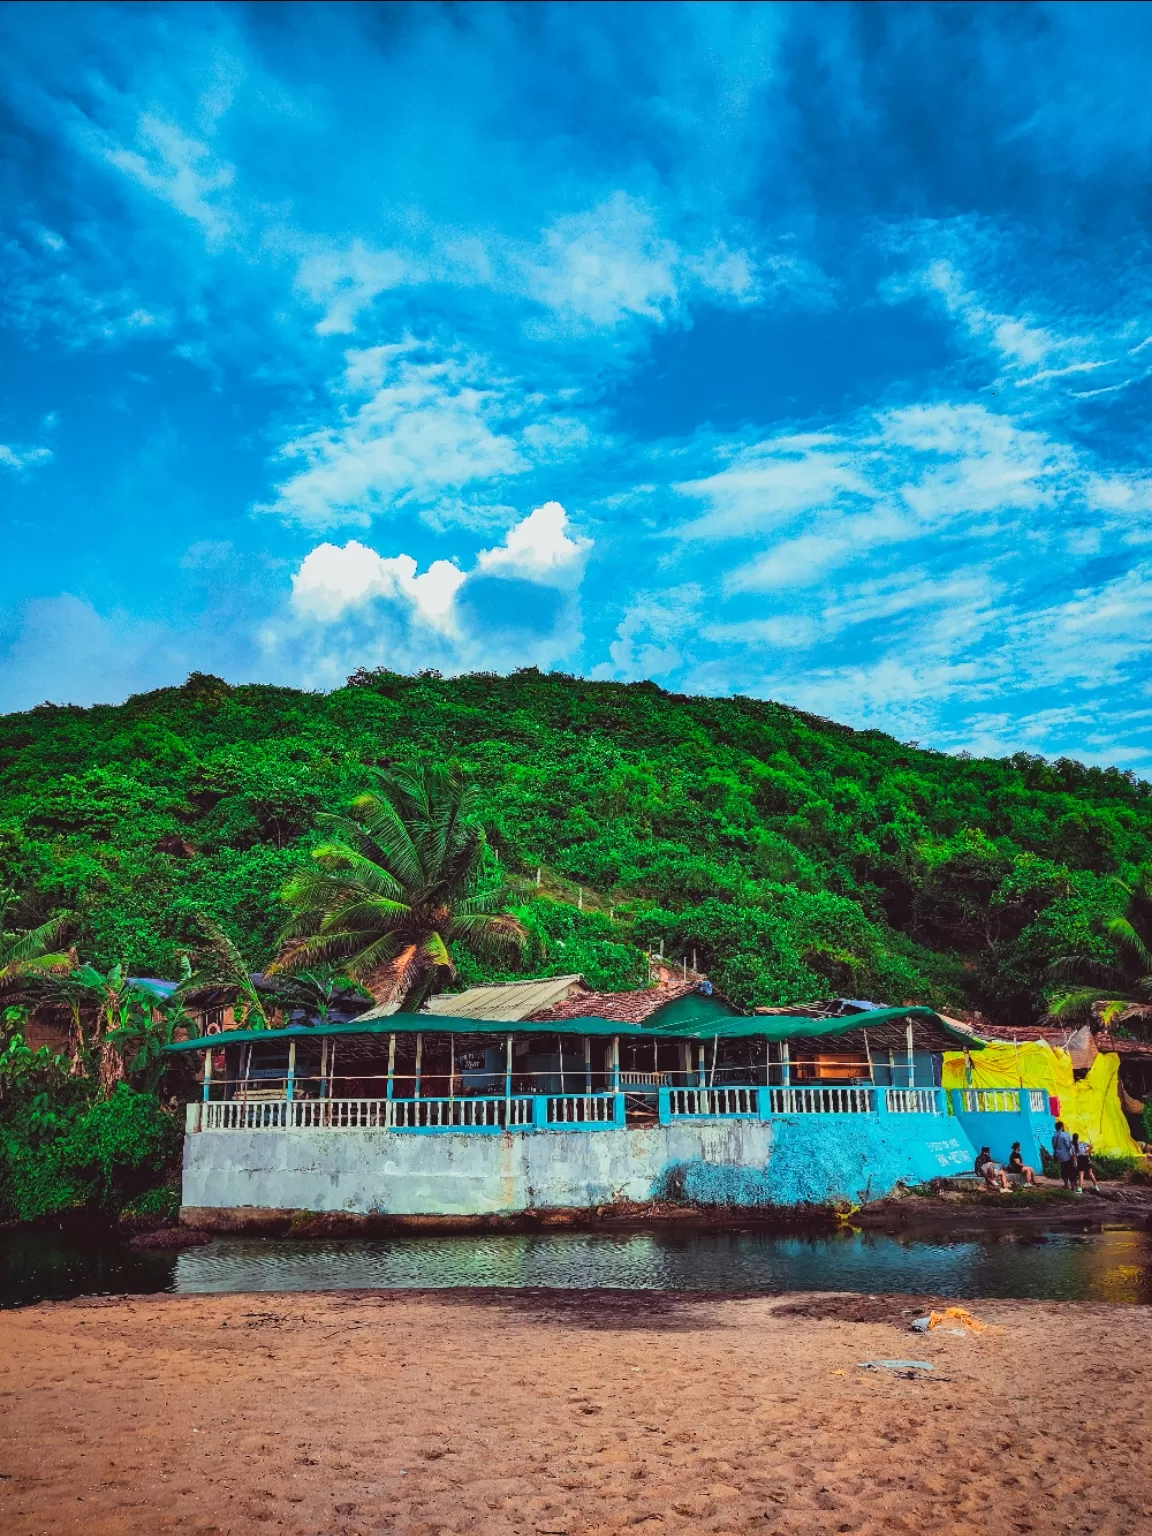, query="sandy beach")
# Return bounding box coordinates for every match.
[1,1288,1149,1536]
